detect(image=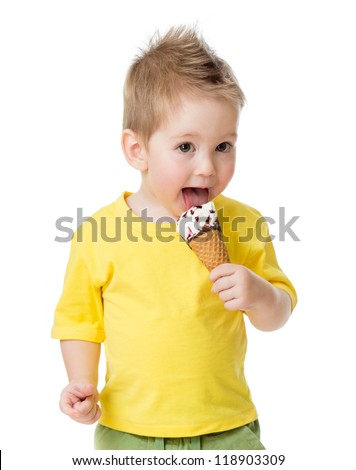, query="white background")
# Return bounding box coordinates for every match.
[1,1,355,468]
